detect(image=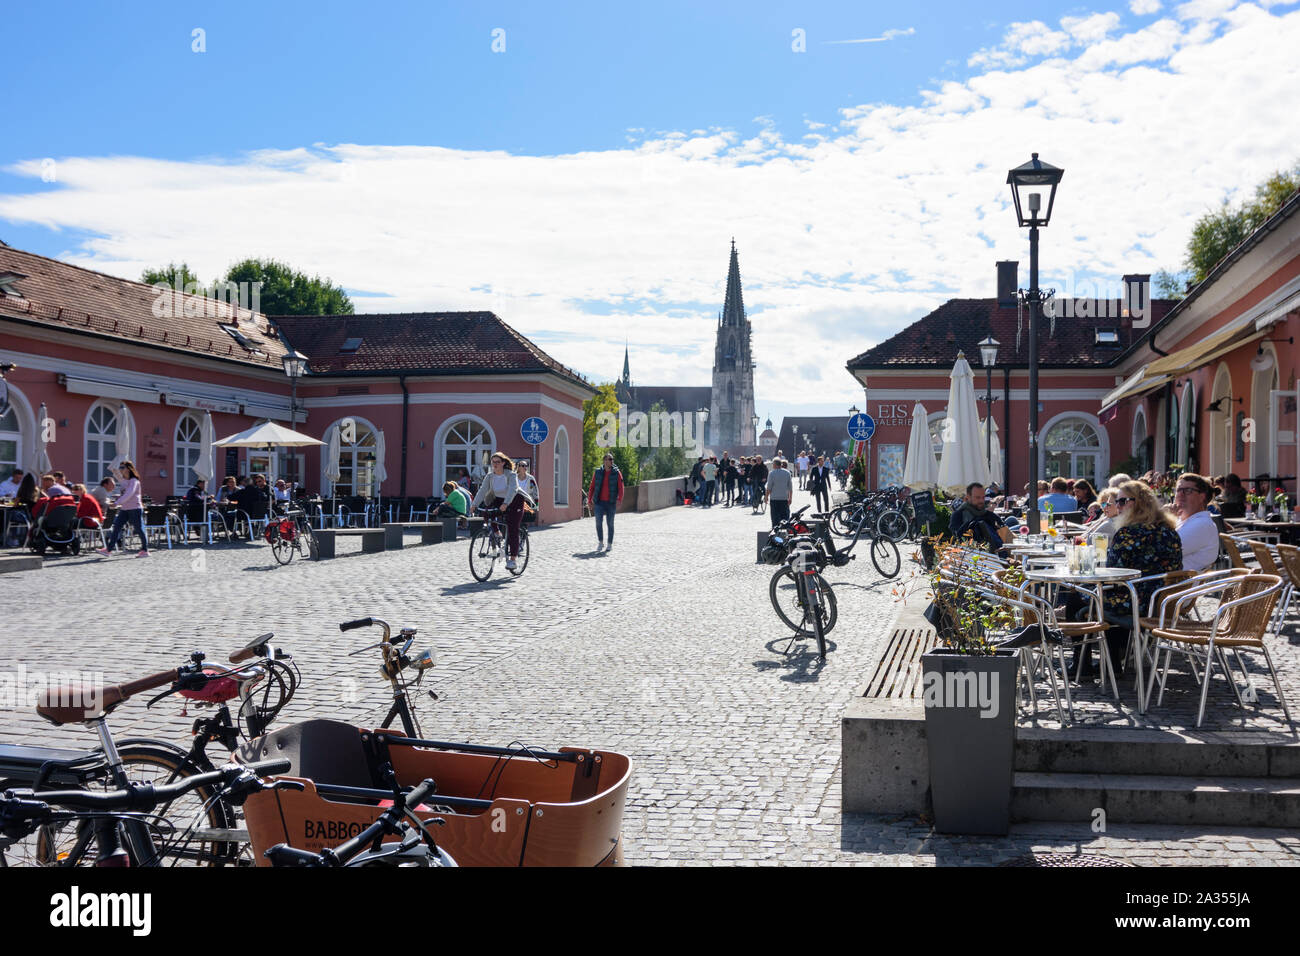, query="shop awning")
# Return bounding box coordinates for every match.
[1100,364,1170,412]
[1145,312,1260,377]
[62,375,161,404]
